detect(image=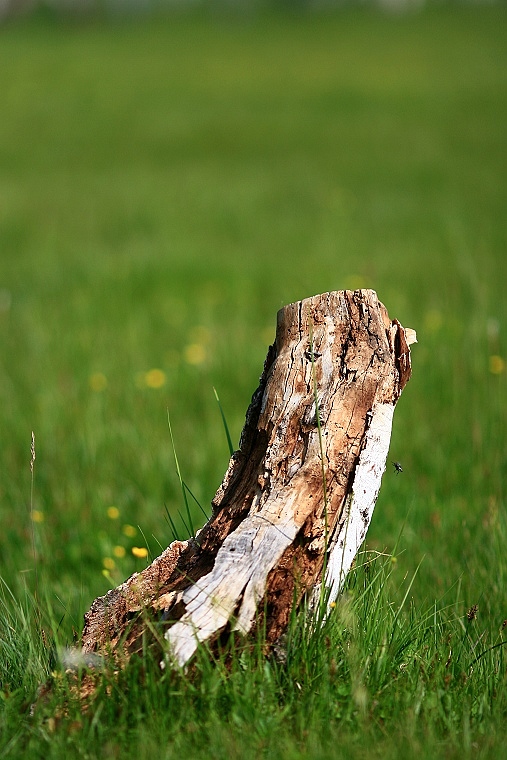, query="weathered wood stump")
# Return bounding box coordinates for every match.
[81,290,415,669]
